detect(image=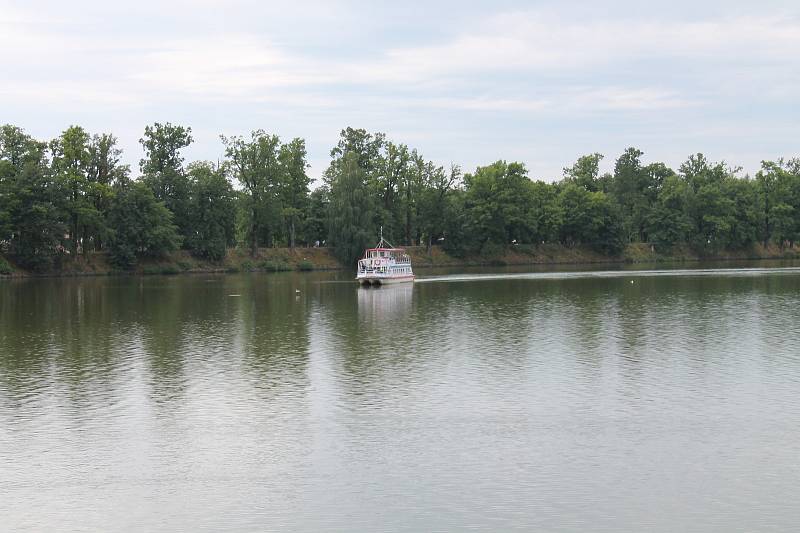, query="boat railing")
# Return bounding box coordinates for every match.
[357,254,412,275]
